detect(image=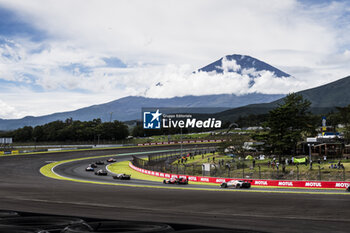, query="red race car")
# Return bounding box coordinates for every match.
[163,177,188,185]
